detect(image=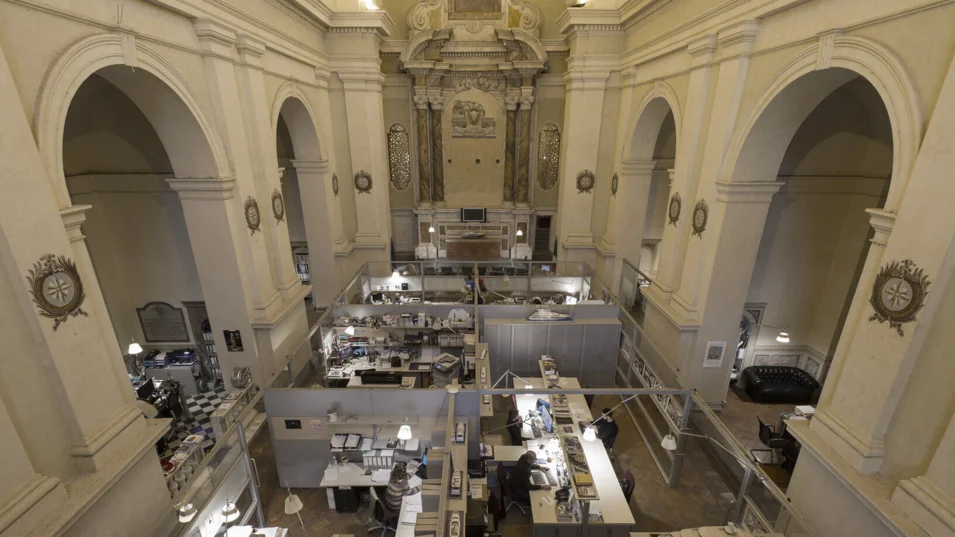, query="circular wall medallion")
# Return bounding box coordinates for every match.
[869,259,931,336]
[354,170,373,194]
[611,173,619,196]
[26,254,88,331]
[271,189,285,223]
[691,199,708,237]
[667,193,682,226]
[576,170,595,194]
[332,173,339,196]
[244,196,261,235]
